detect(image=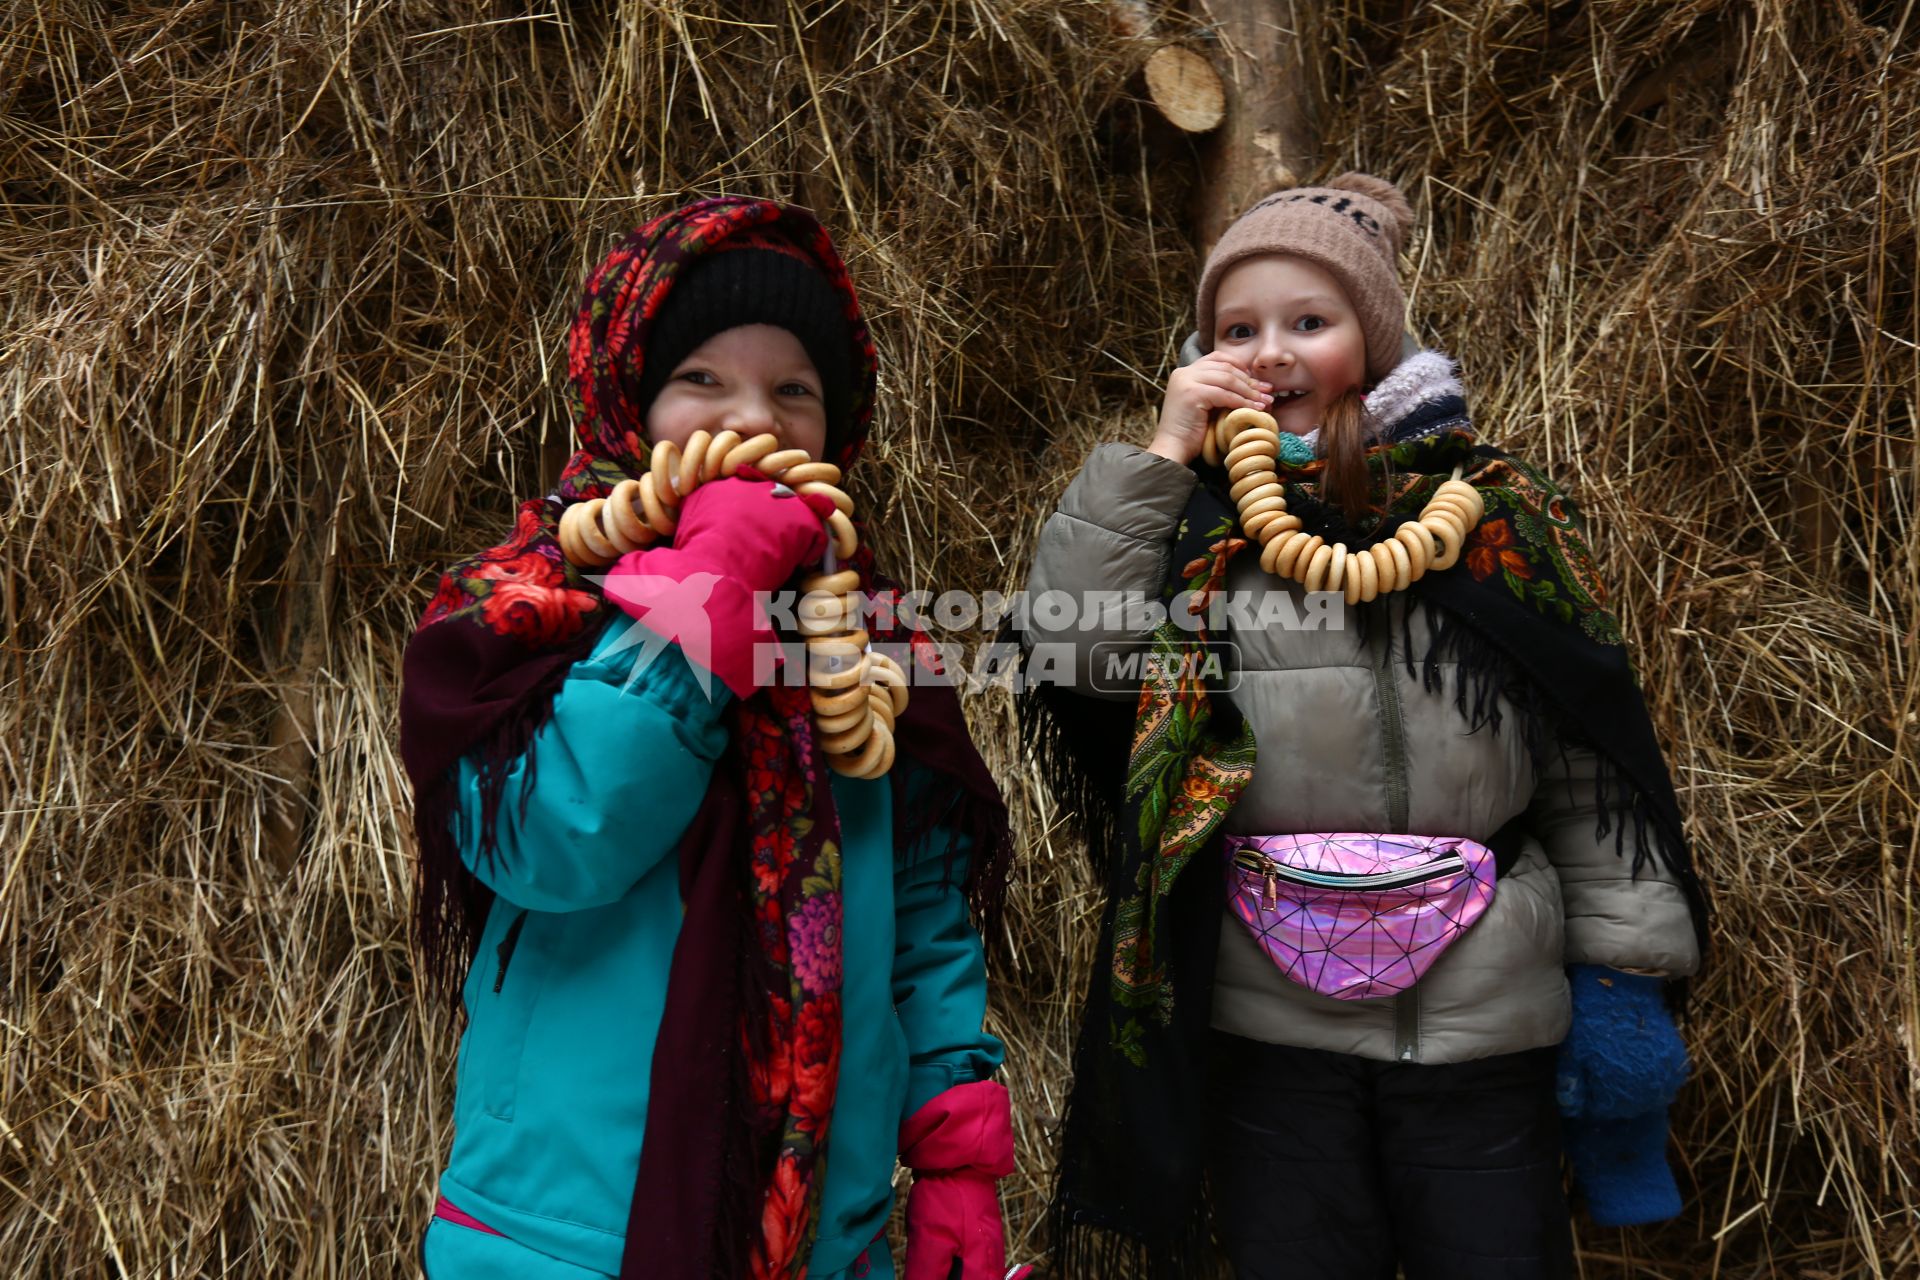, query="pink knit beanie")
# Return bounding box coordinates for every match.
[1195,173,1416,380]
